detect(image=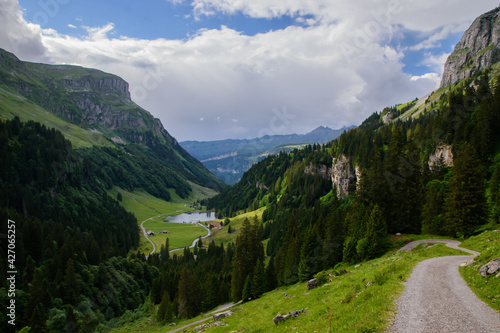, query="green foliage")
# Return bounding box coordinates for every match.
[443,143,487,237]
